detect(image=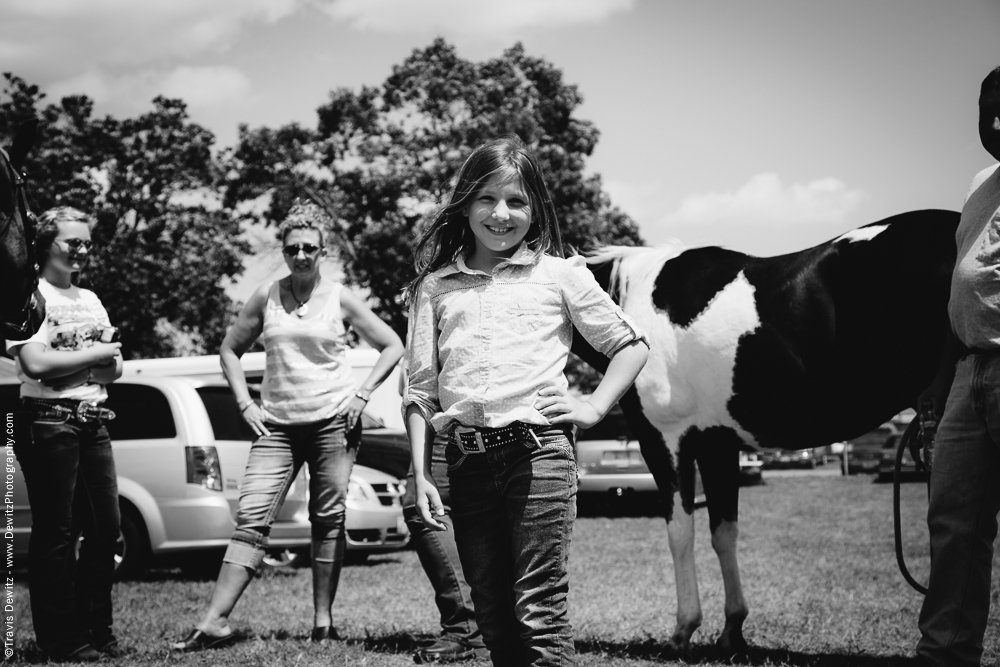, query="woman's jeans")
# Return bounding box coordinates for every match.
[918,352,1000,667]
[223,415,359,570]
[14,405,120,656]
[447,425,577,667]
